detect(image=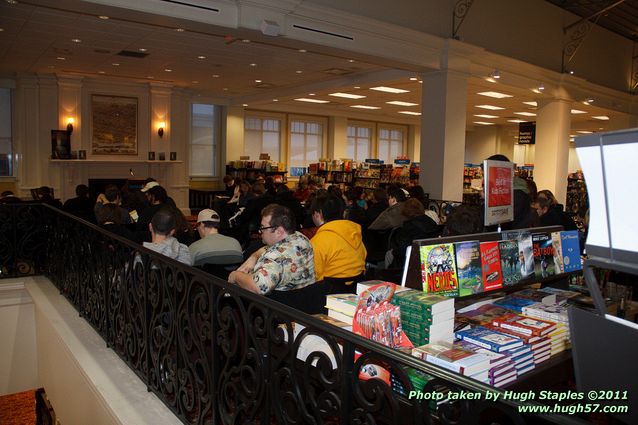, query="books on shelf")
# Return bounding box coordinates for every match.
[498,240,523,286]
[501,230,535,279]
[419,244,459,297]
[454,241,483,296]
[558,230,582,272]
[491,313,557,337]
[455,326,524,353]
[532,232,557,279]
[325,293,358,317]
[479,241,503,292]
[412,342,493,376]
